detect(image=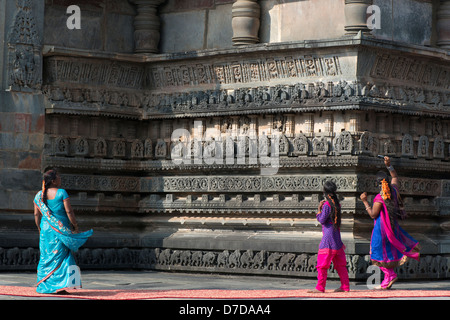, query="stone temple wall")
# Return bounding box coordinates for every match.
[1,0,450,280]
